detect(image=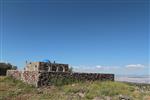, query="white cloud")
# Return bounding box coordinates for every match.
[72,65,120,73]
[71,64,148,75]
[125,64,145,69]
[96,65,119,70]
[96,65,103,69]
